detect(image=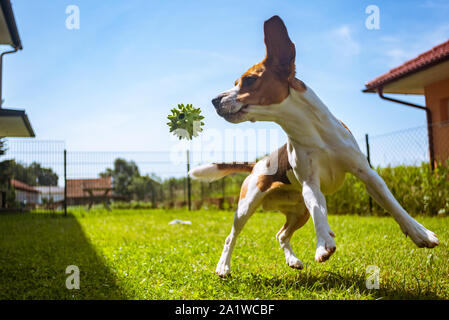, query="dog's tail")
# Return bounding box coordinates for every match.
[188,162,255,182]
